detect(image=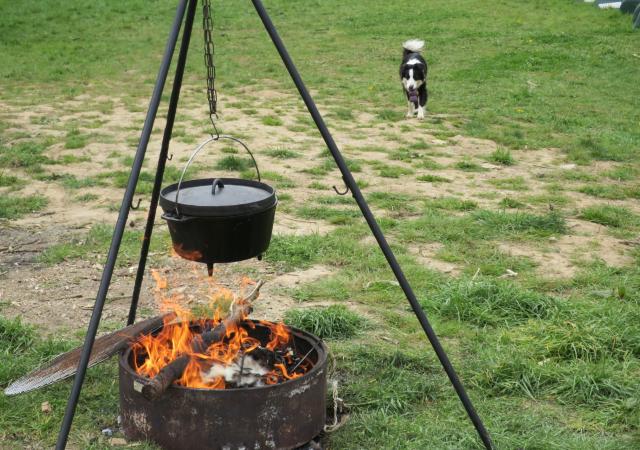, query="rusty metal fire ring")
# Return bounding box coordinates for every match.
[119,320,328,450]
